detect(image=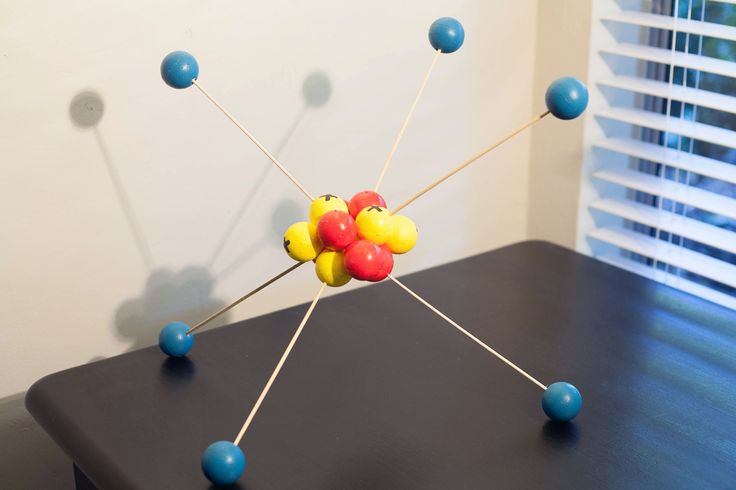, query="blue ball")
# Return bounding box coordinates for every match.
[160,51,199,89]
[545,77,588,120]
[542,382,582,422]
[158,322,194,357]
[428,17,465,54]
[201,441,246,486]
